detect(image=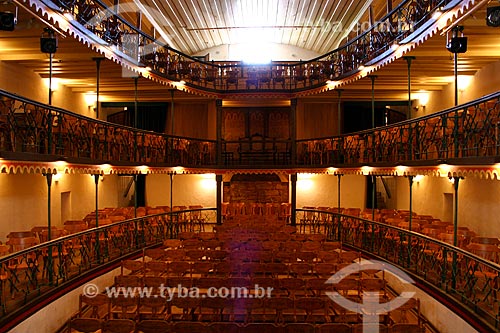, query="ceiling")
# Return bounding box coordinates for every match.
[0,0,499,104]
[126,0,387,56]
